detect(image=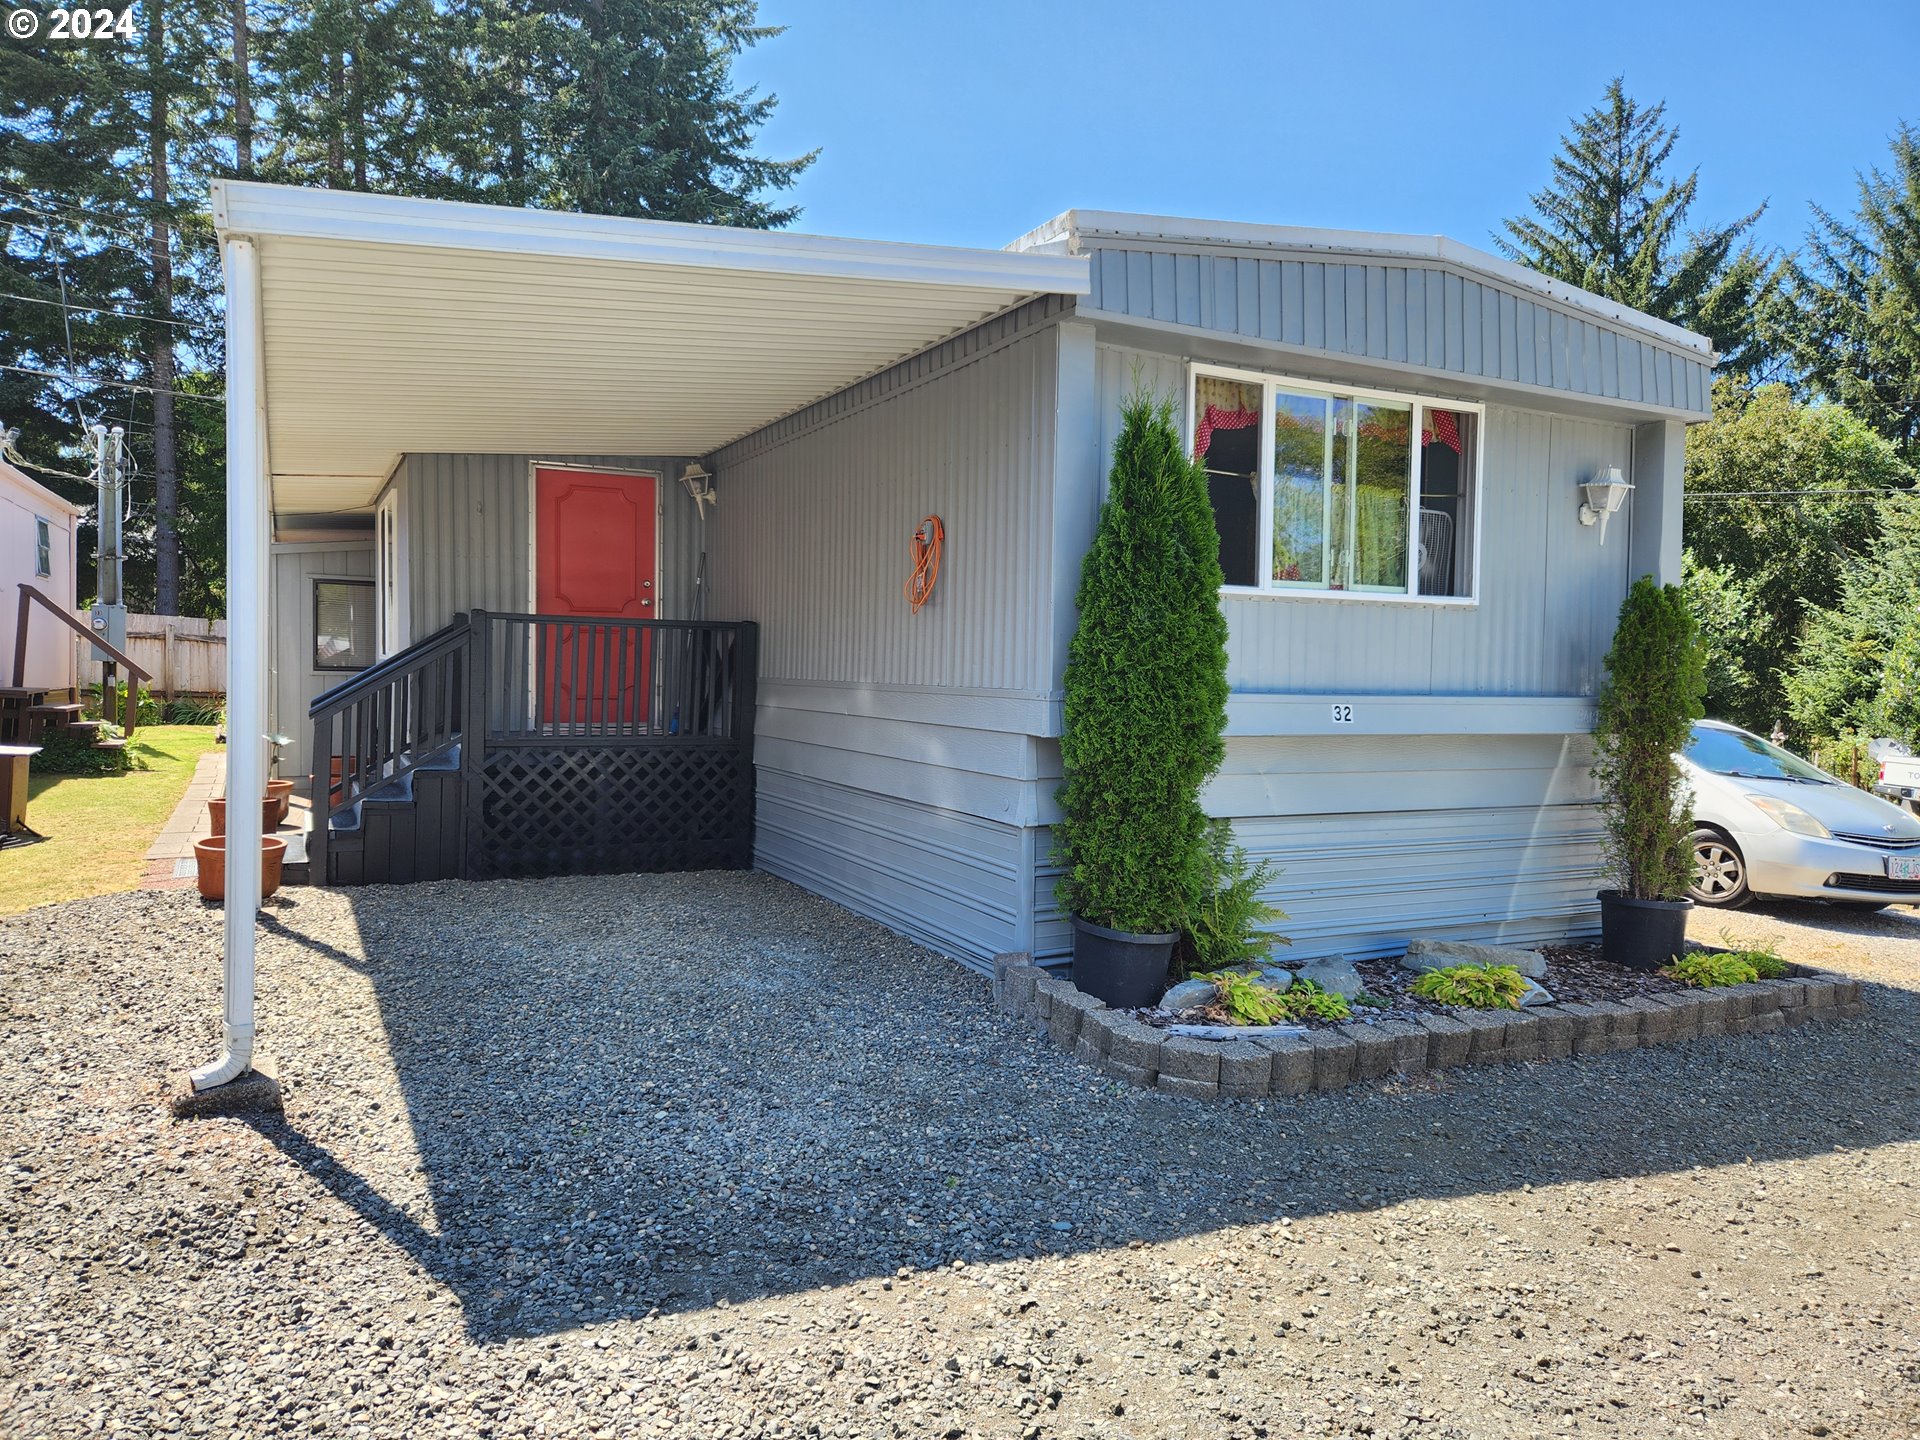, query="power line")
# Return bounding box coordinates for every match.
[3,451,98,484]
[0,361,223,405]
[1685,488,1918,500]
[0,289,222,335]
[0,206,212,275]
[0,186,214,254]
